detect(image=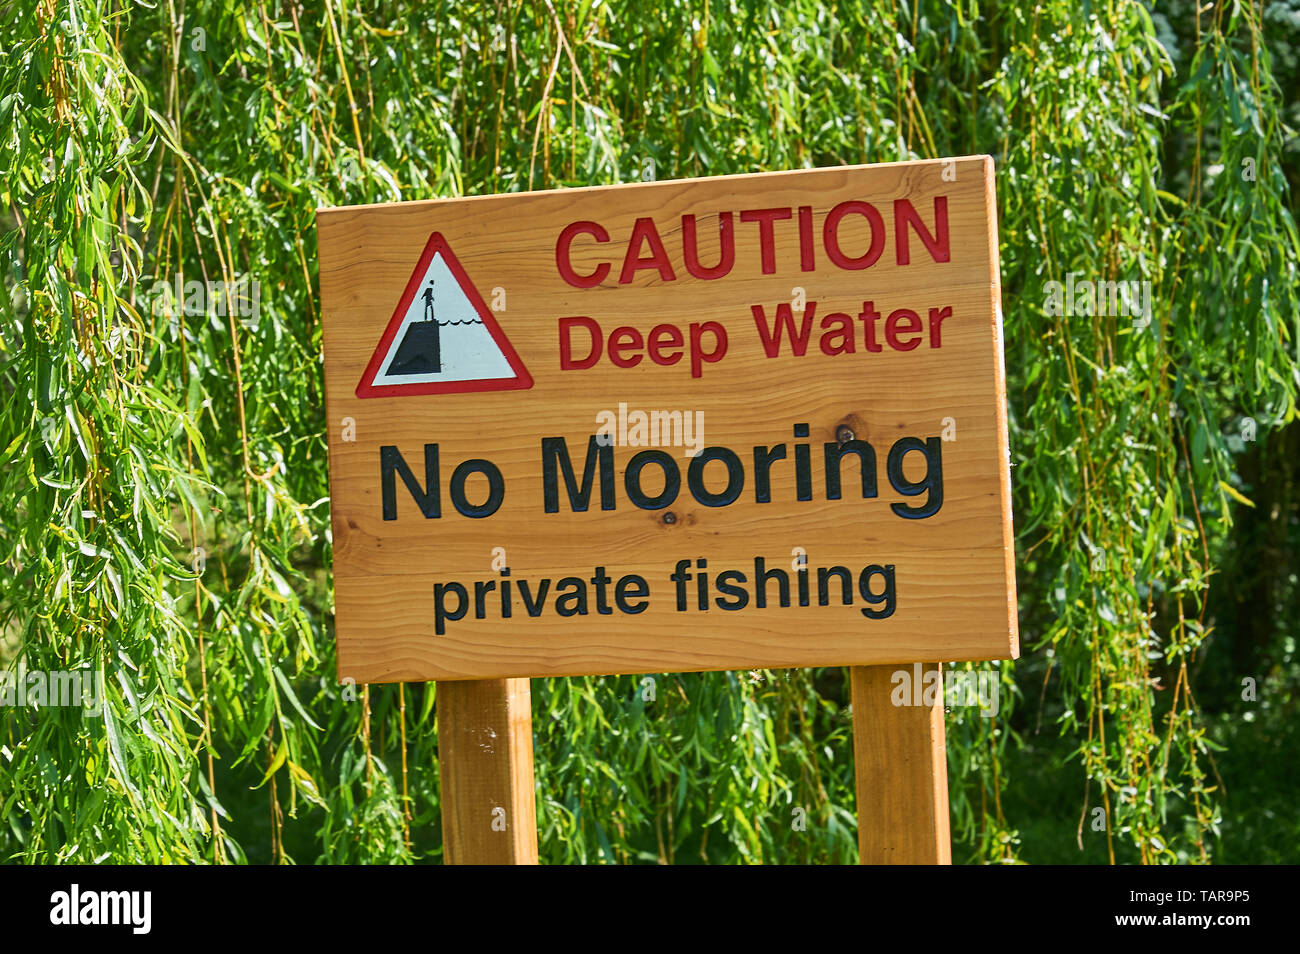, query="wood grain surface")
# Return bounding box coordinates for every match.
[851,663,951,864]
[318,157,1018,681]
[437,678,538,864]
